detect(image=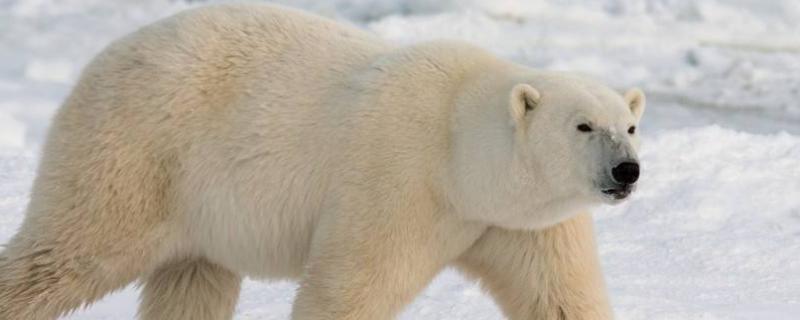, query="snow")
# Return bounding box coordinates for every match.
[1,0,799,319]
